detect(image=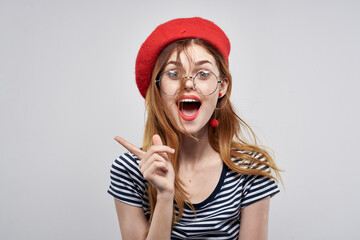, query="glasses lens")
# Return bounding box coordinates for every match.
[158,70,219,96]
[159,70,181,95]
[194,70,219,95]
